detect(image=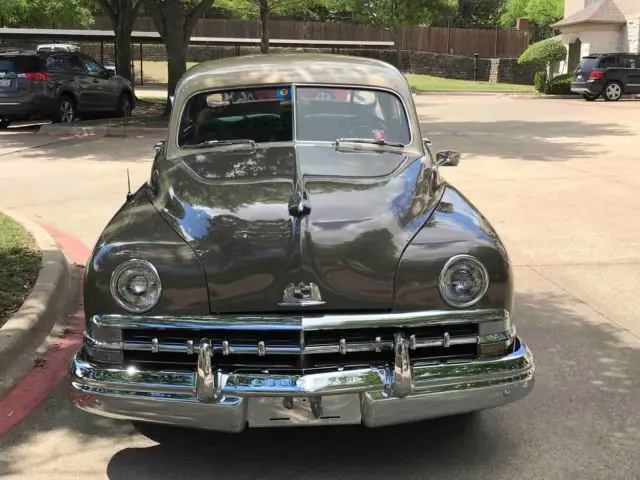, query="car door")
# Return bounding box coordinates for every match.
[77,53,115,111]
[43,53,92,111]
[620,55,640,94]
